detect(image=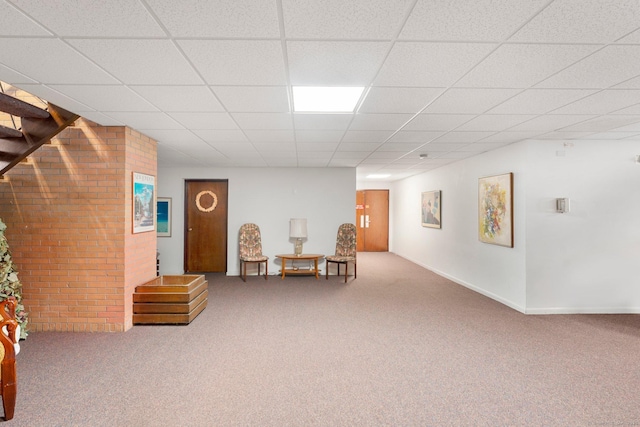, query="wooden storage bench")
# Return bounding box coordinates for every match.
[133,275,208,325]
